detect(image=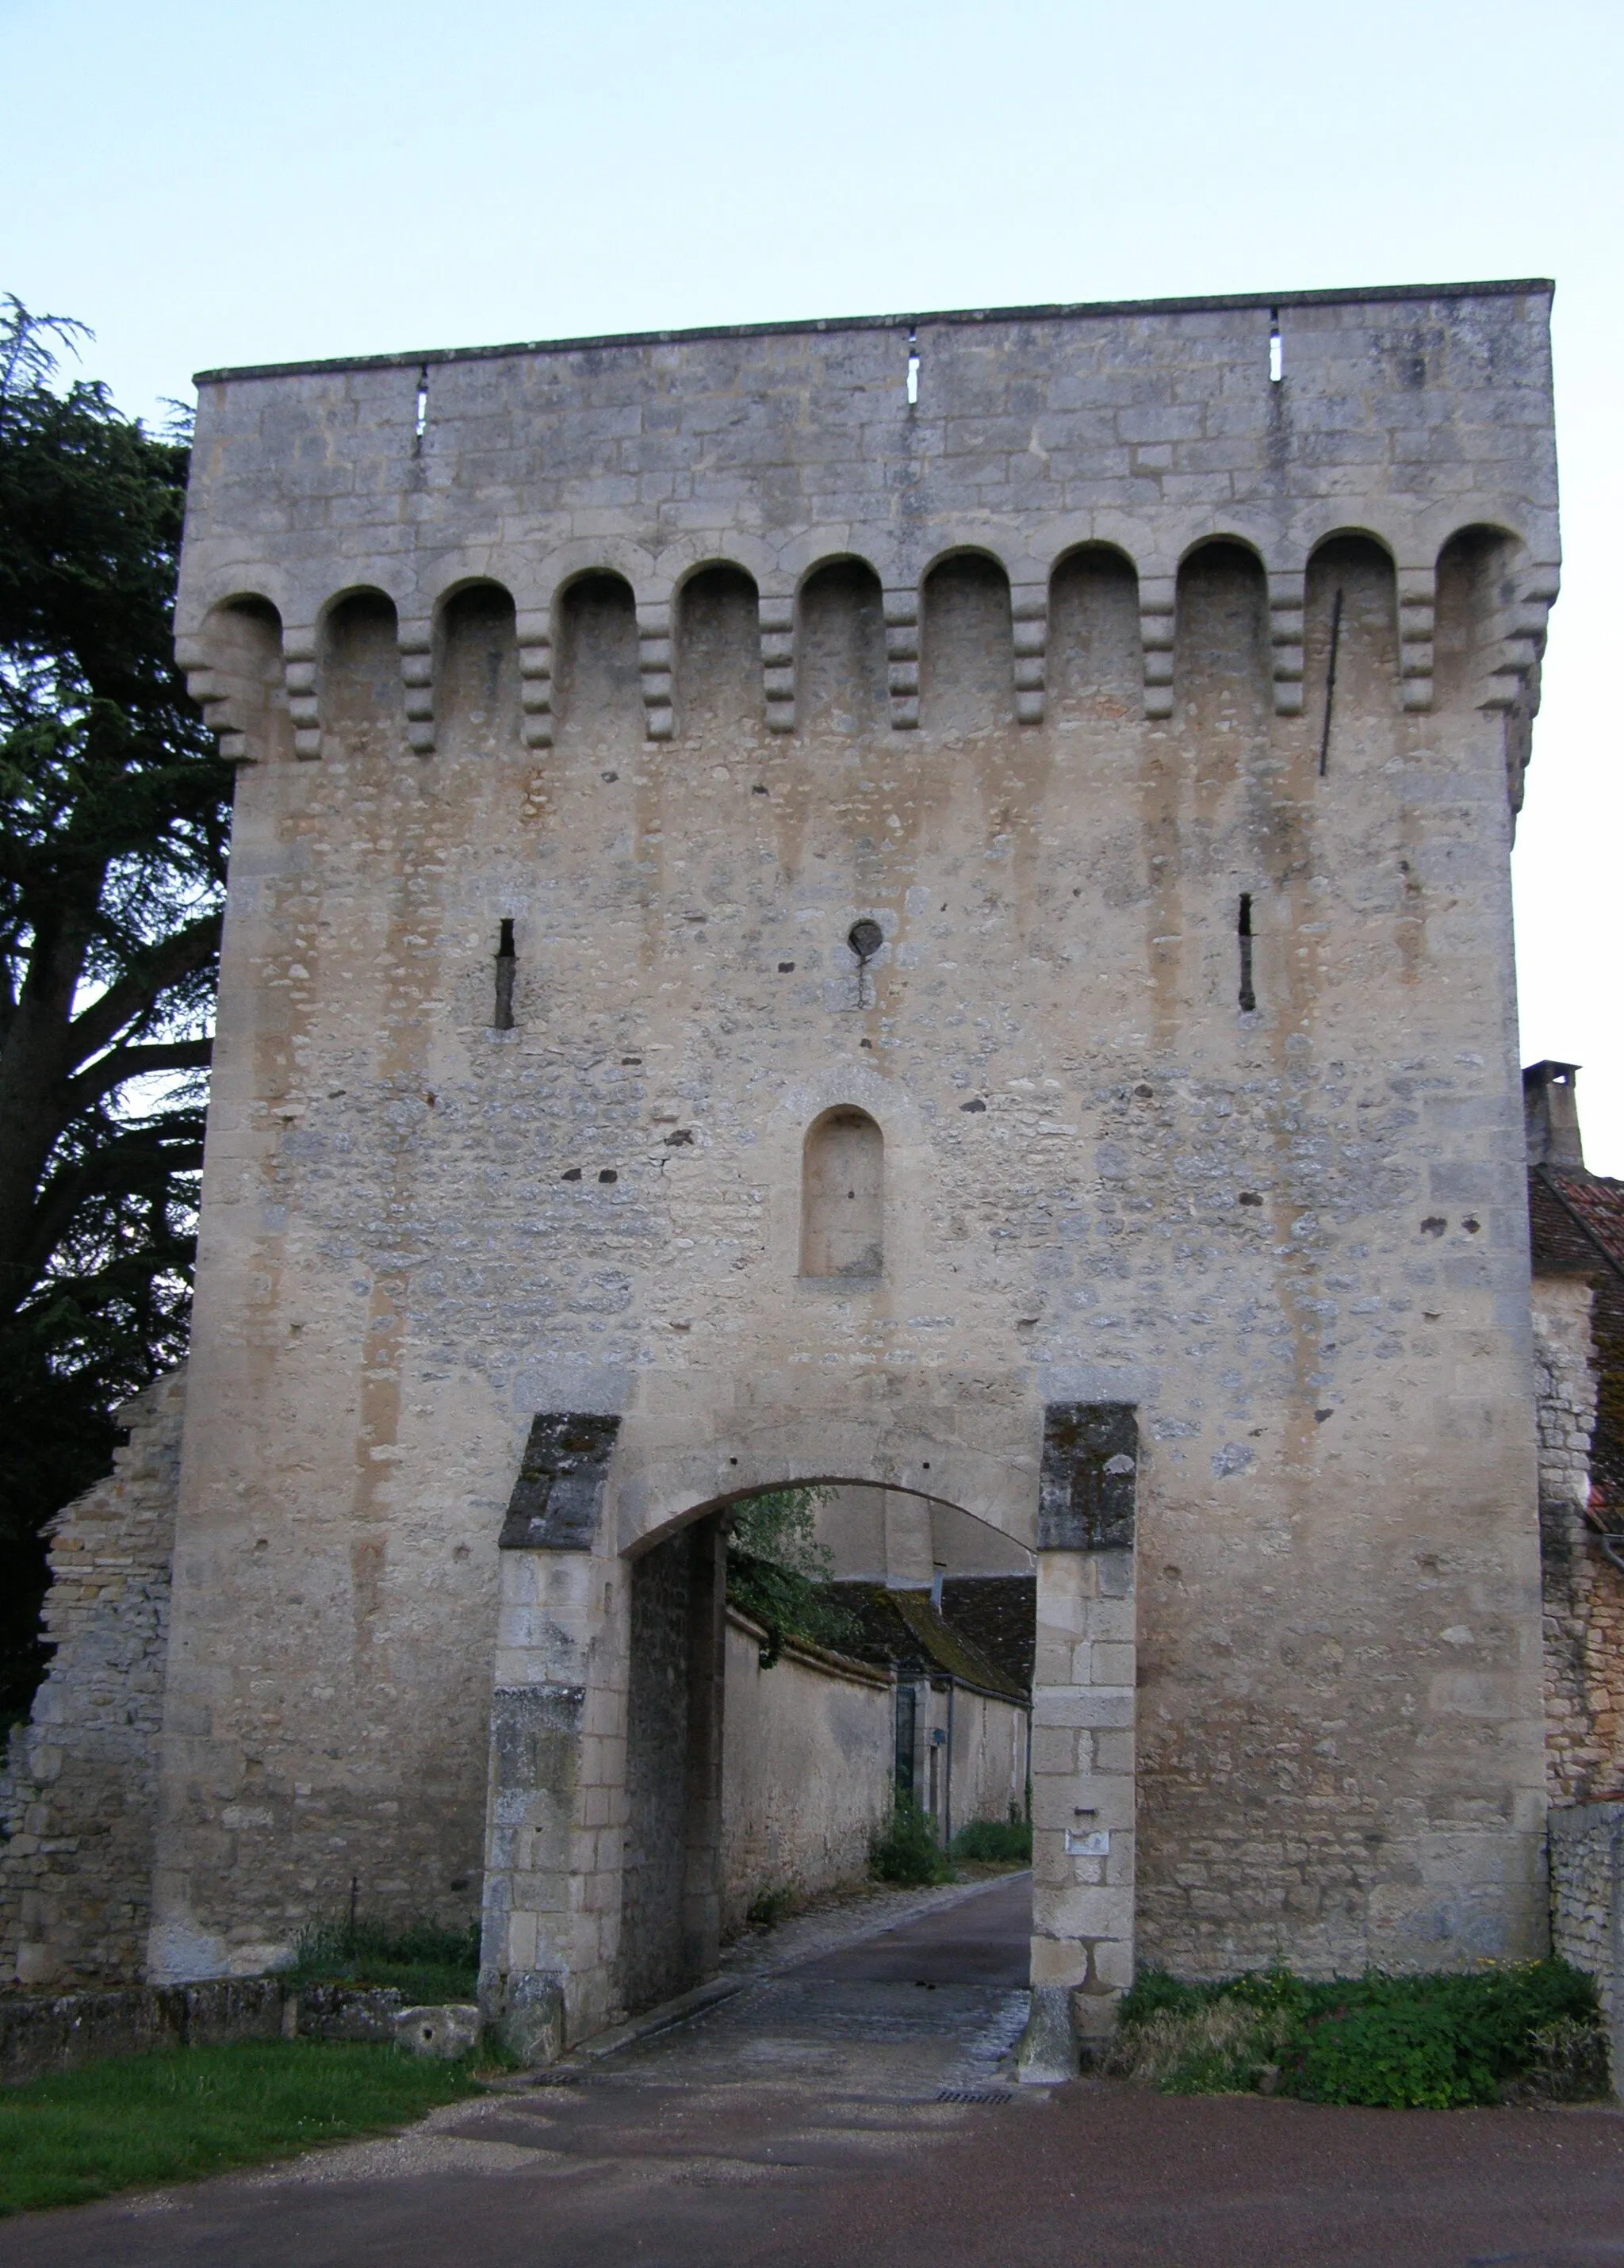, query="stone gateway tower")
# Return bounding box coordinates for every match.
[137,282,1558,2065]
